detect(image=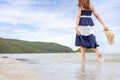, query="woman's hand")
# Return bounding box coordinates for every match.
[104,25,109,30]
[76,27,81,35]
